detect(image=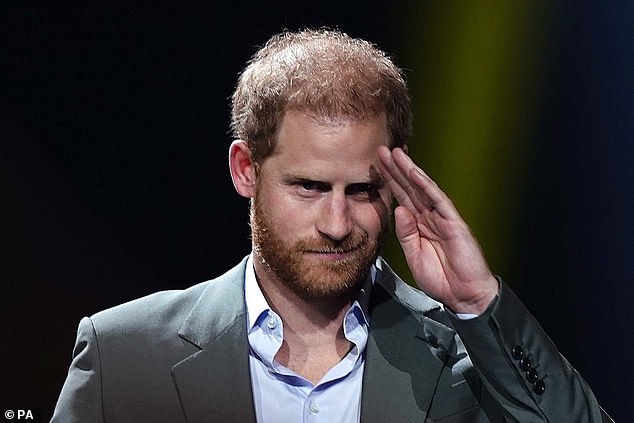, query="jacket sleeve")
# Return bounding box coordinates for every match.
[449,281,614,423]
[50,317,104,423]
